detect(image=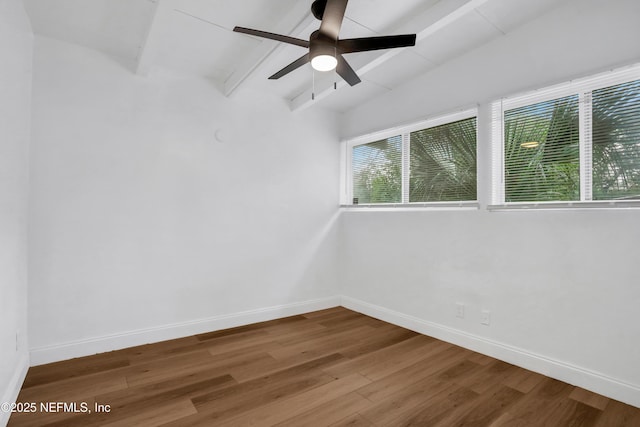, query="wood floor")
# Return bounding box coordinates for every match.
[9,307,640,426]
